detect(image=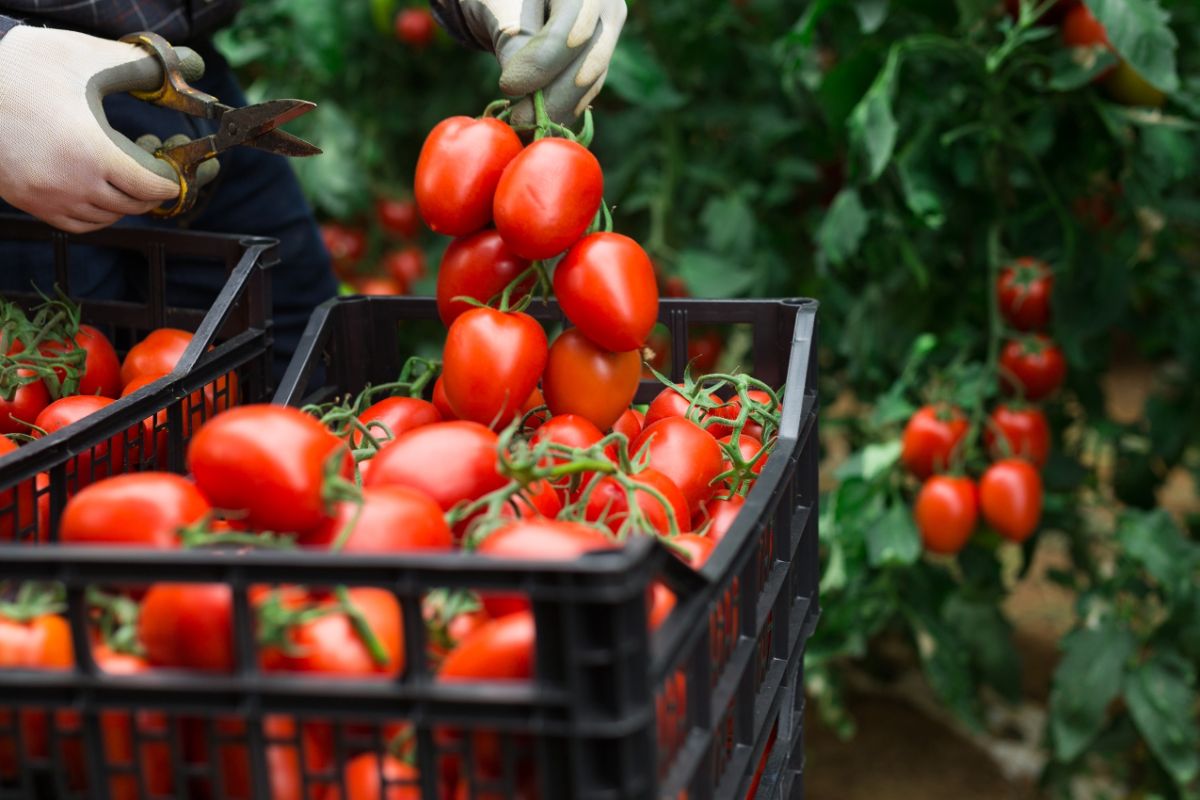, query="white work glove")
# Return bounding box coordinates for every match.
[459,0,627,125]
[0,27,212,233]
